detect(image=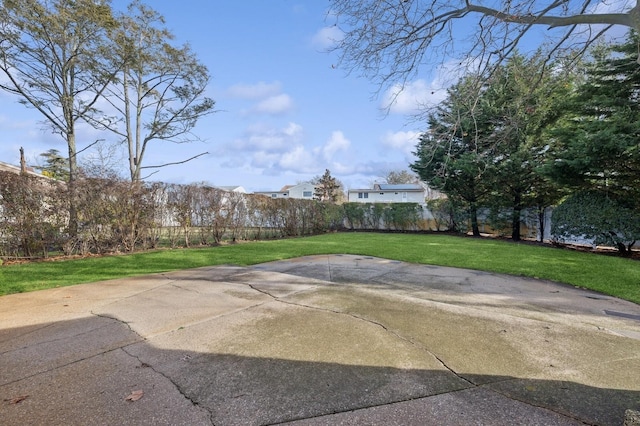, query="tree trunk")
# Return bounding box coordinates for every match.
[470,203,480,236]
[616,241,635,257]
[537,206,545,243]
[511,193,522,241]
[67,132,79,238]
[511,208,521,241]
